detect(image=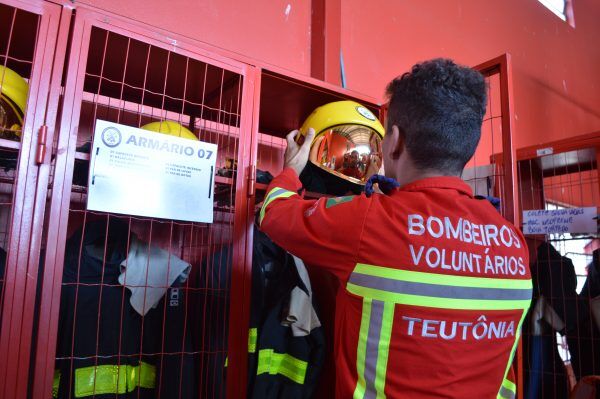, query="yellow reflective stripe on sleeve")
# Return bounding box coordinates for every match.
[53,370,60,398]
[74,362,156,398]
[248,328,258,353]
[257,349,308,384]
[353,298,372,399]
[259,187,298,225]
